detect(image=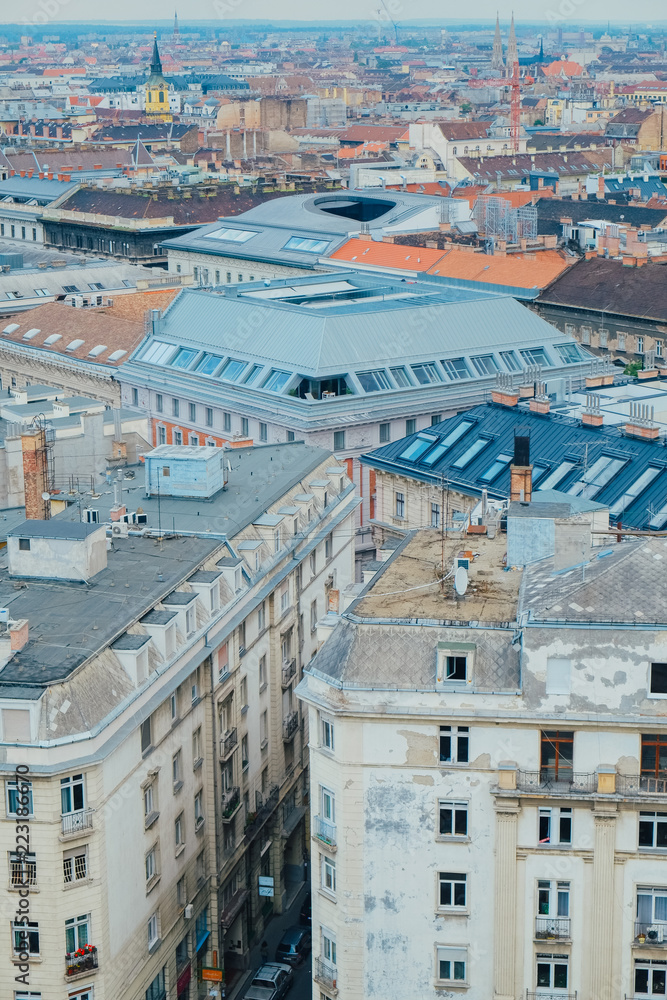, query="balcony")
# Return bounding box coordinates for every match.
[617,774,667,797]
[516,771,596,795]
[313,815,337,851]
[220,728,238,761]
[65,945,98,979]
[61,808,94,837]
[314,958,338,993]
[526,993,576,1000]
[221,787,241,823]
[281,659,297,688]
[221,887,249,929]
[282,711,299,742]
[244,785,279,844]
[635,921,667,945]
[535,916,571,941]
